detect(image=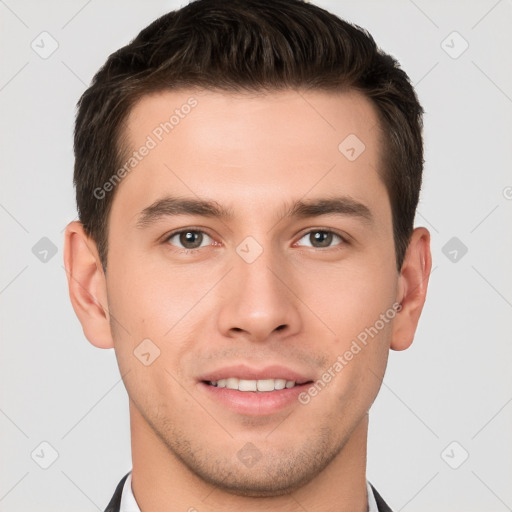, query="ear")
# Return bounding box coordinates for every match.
[390,227,432,351]
[63,221,114,349]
